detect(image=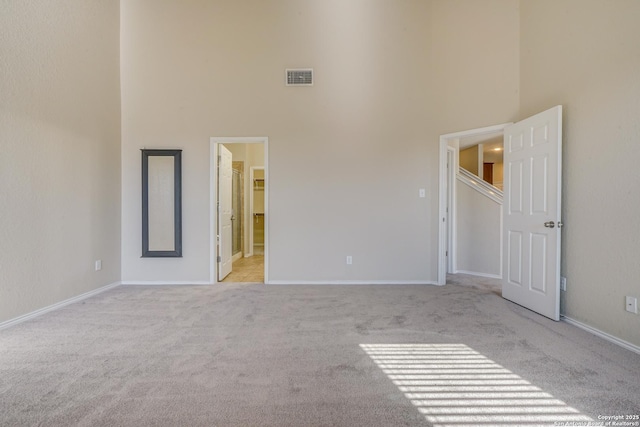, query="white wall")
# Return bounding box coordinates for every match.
[456,180,501,277]
[3,0,636,348]
[460,146,479,174]
[520,0,640,346]
[120,0,435,283]
[120,0,521,285]
[224,144,247,162]
[430,0,521,132]
[0,1,121,322]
